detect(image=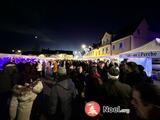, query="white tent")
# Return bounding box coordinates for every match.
[119,38,160,58]
[119,38,160,76]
